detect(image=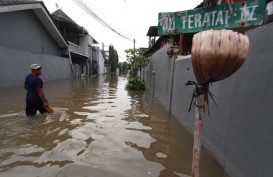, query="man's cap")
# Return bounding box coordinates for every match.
[30,64,42,70]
